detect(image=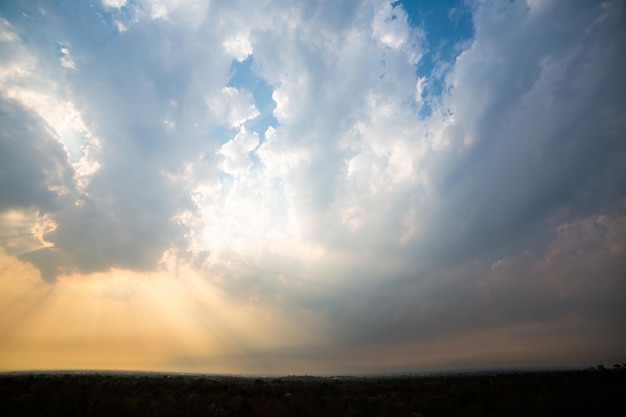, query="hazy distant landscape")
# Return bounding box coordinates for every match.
[2,367,626,417]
